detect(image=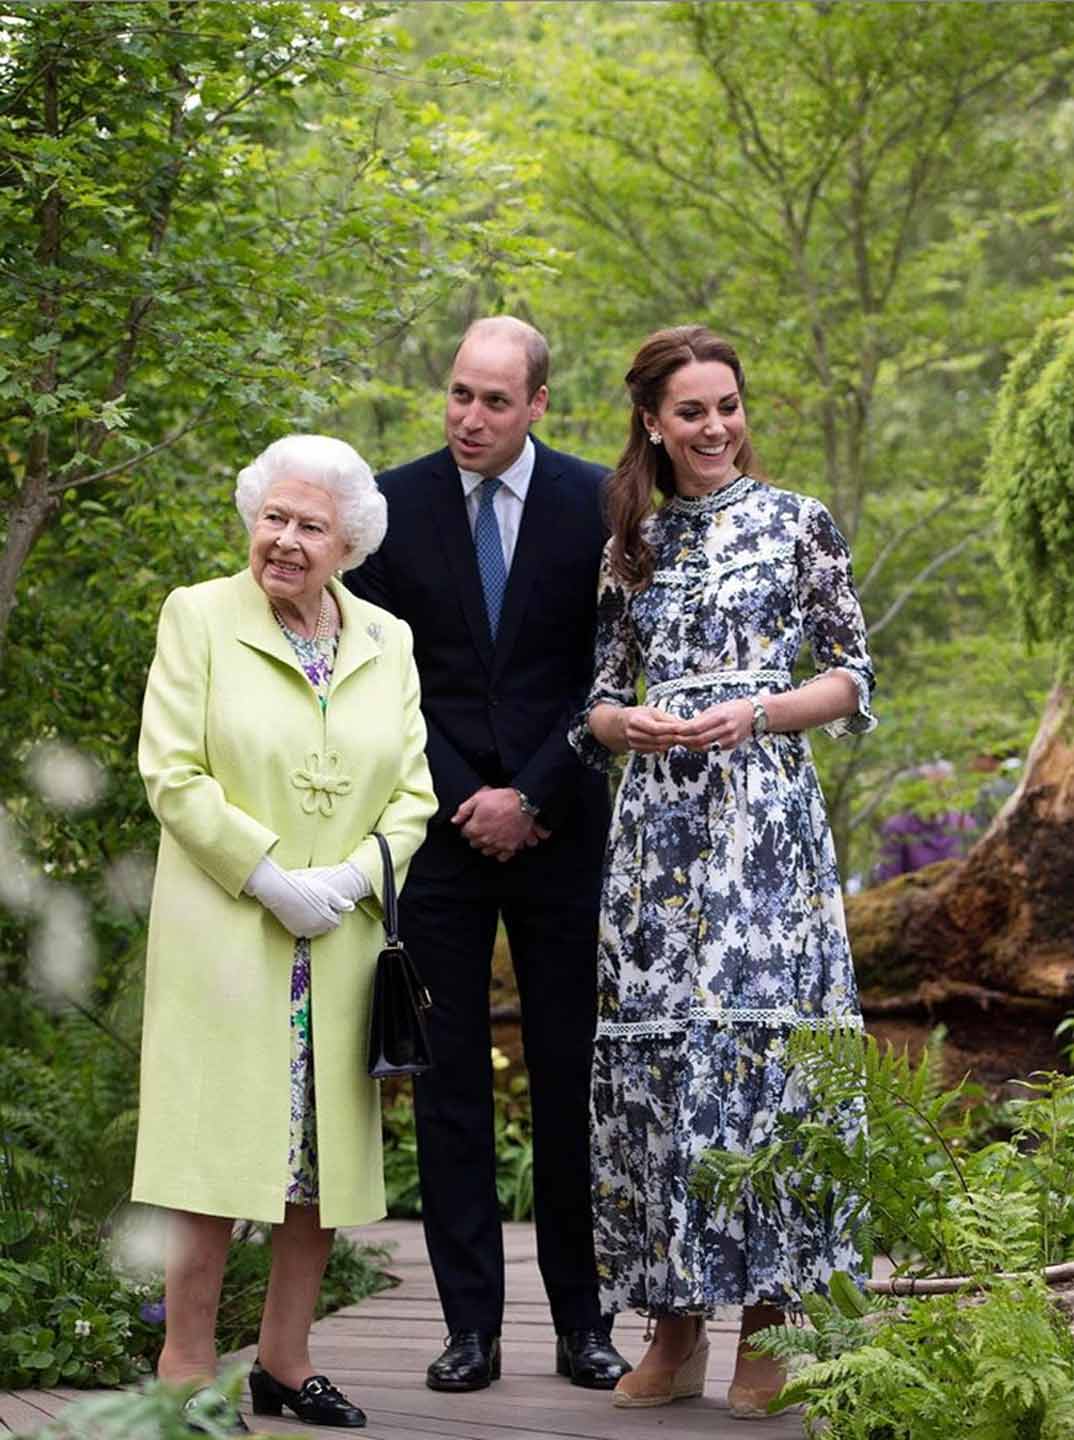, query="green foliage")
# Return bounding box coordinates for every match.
[0,464,242,999]
[696,1028,1074,1436]
[0,0,556,996]
[382,1065,534,1221]
[25,1365,262,1440]
[0,0,569,1026]
[1,988,141,1224]
[0,982,390,1391]
[494,1068,535,1223]
[382,1094,423,1218]
[693,1027,1074,1277]
[365,0,1074,873]
[0,1111,157,1389]
[316,1231,394,1322]
[5,0,1074,893]
[0,0,540,494]
[756,1277,1074,1439]
[0,1198,389,1392]
[0,1243,155,1389]
[985,313,1074,677]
